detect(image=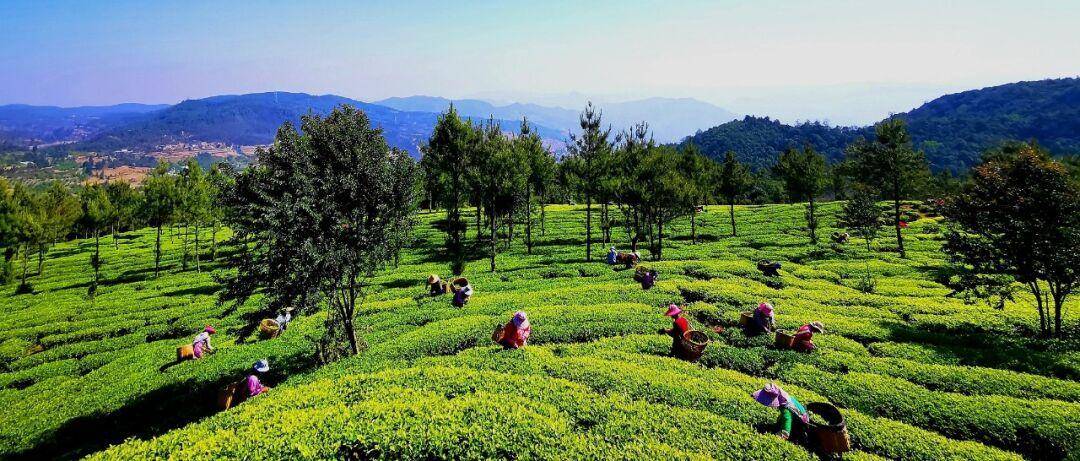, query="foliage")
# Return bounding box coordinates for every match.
[844,118,930,257]
[717,150,752,236]
[221,105,417,355]
[773,146,827,243]
[943,142,1080,337]
[841,186,885,251]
